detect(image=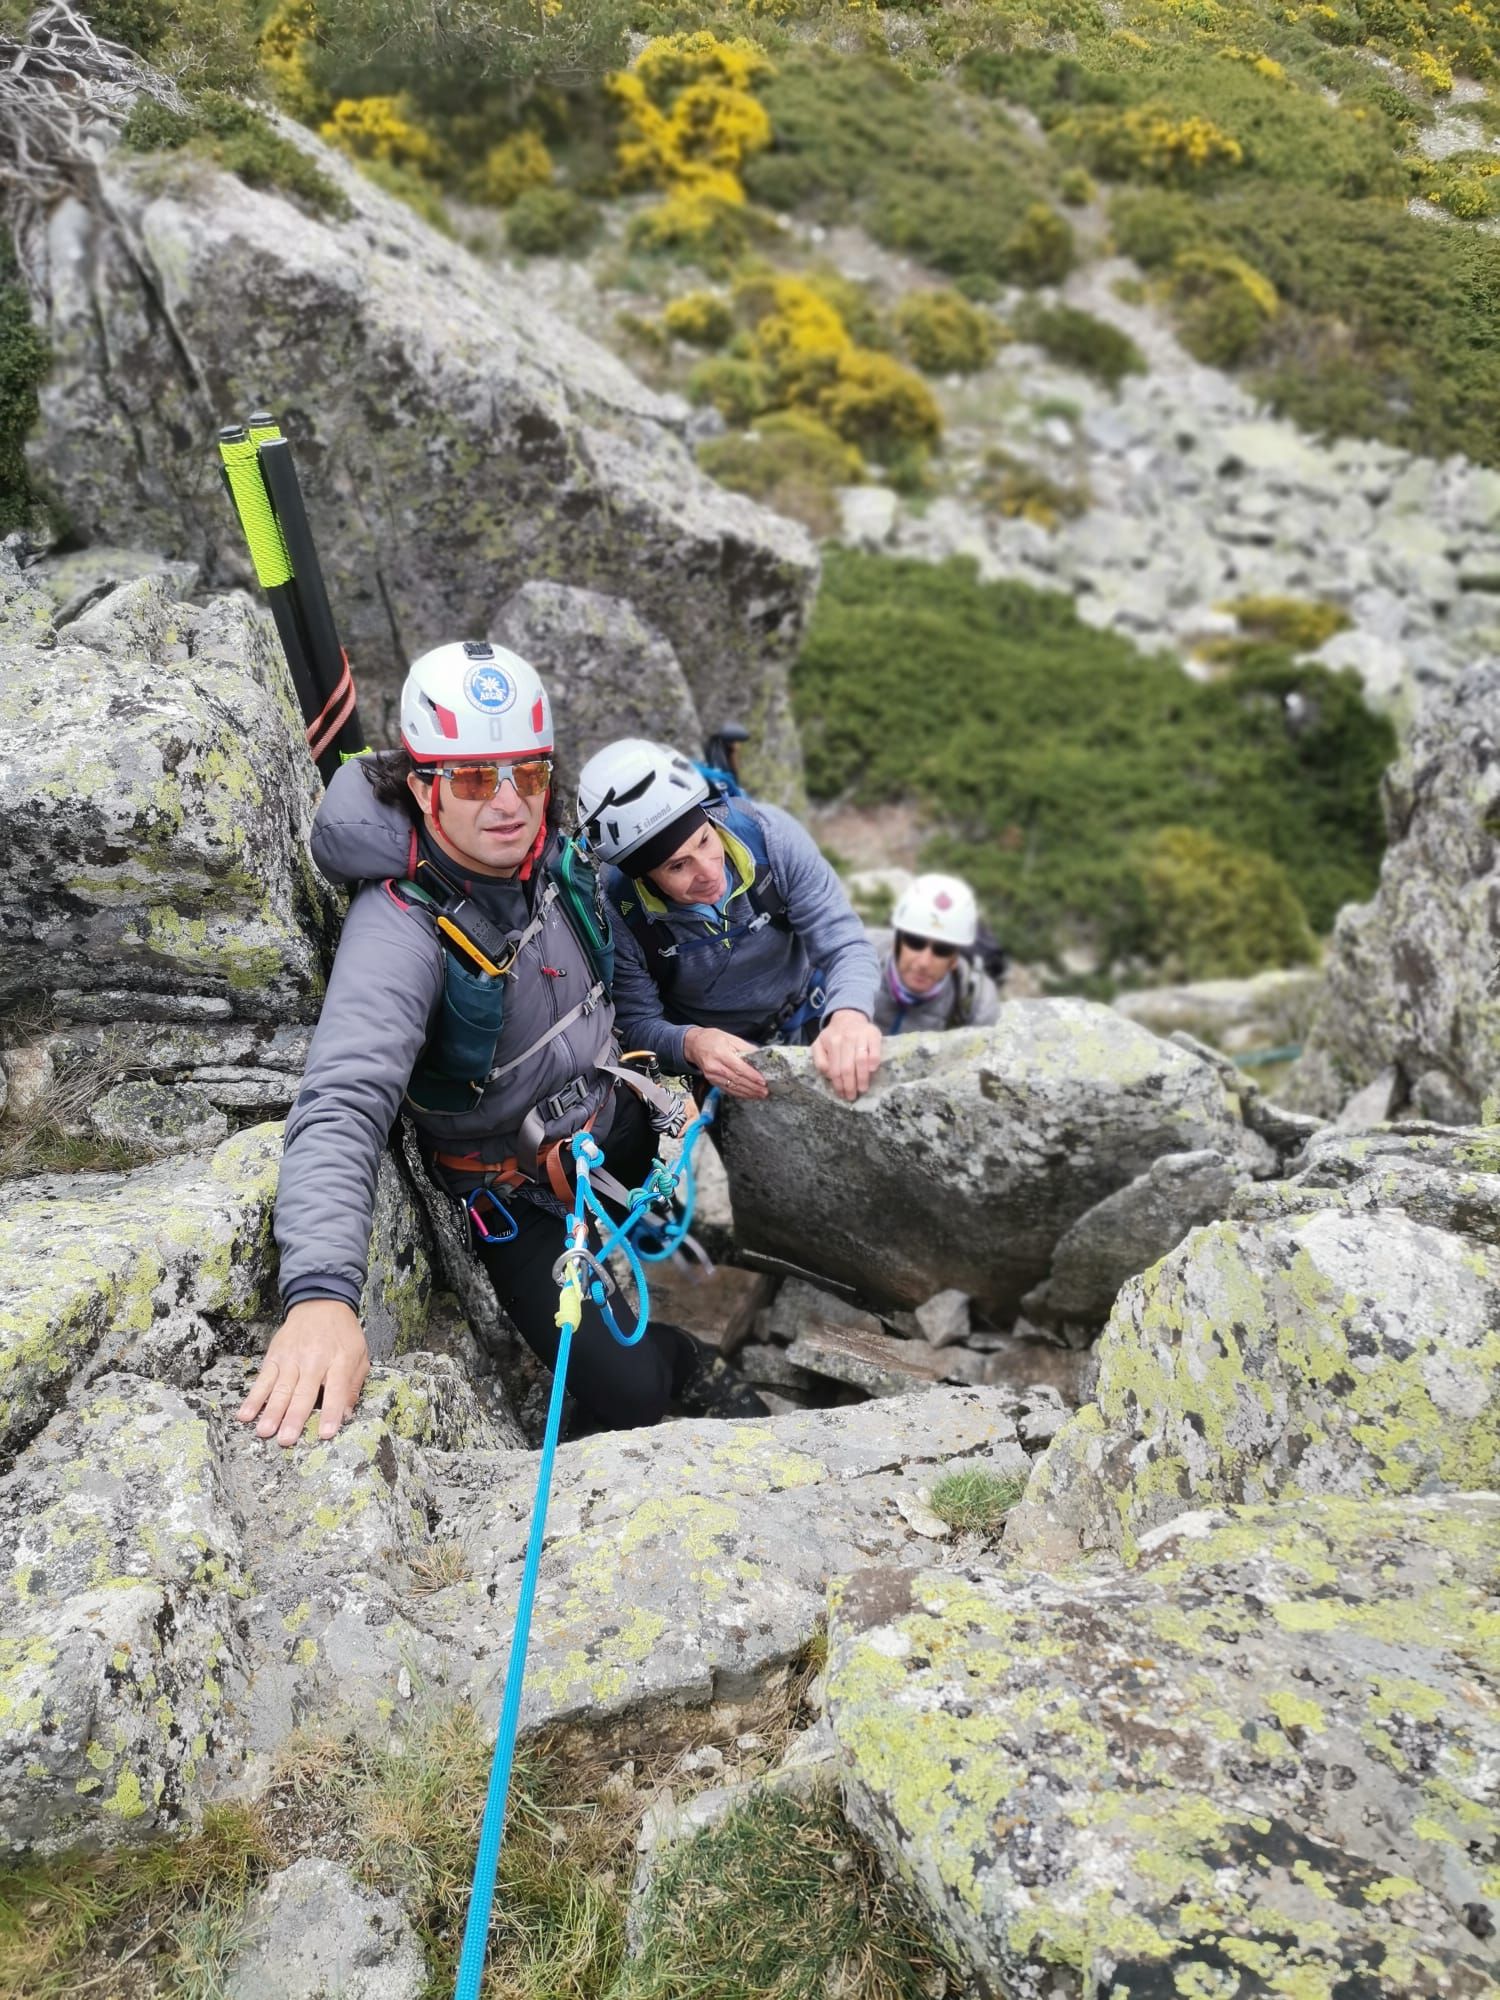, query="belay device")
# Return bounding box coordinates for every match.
[216,412,367,783]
